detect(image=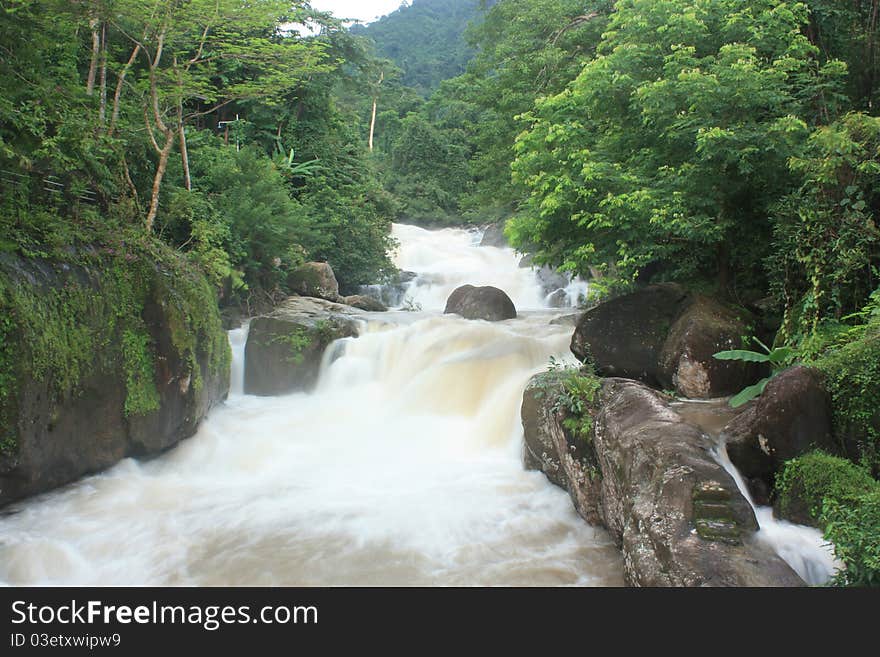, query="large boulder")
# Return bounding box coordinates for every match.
[593,379,804,586]
[244,296,361,395]
[570,283,689,385]
[341,295,388,312]
[571,284,760,398]
[444,285,517,322]
[658,295,764,398]
[287,262,340,301]
[521,371,602,524]
[479,222,508,247]
[721,366,837,495]
[0,251,230,508]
